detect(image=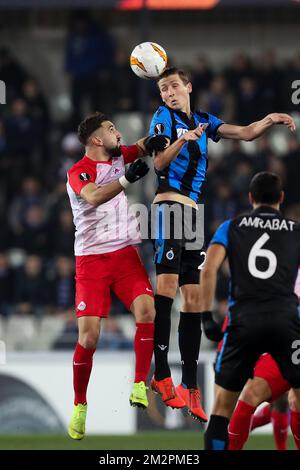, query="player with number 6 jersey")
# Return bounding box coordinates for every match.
[200,172,300,450]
